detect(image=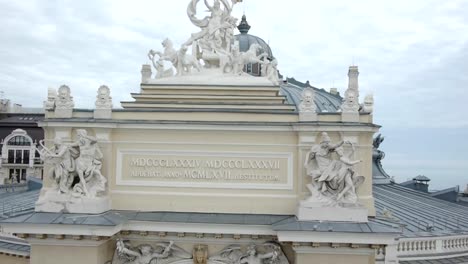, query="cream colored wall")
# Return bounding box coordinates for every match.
[30,241,114,264]
[296,253,374,264]
[40,109,378,215]
[109,129,299,214]
[0,255,29,264]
